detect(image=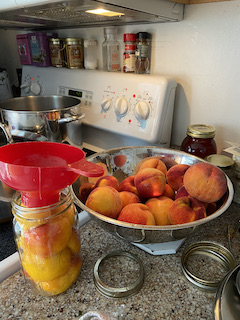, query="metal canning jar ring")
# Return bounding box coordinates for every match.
[93,250,144,298]
[181,241,236,292]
